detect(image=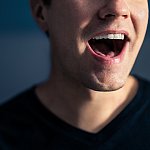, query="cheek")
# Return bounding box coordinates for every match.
[63,1,98,31]
[131,4,149,34]
[130,5,149,54]
[138,9,148,19]
[137,9,149,31]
